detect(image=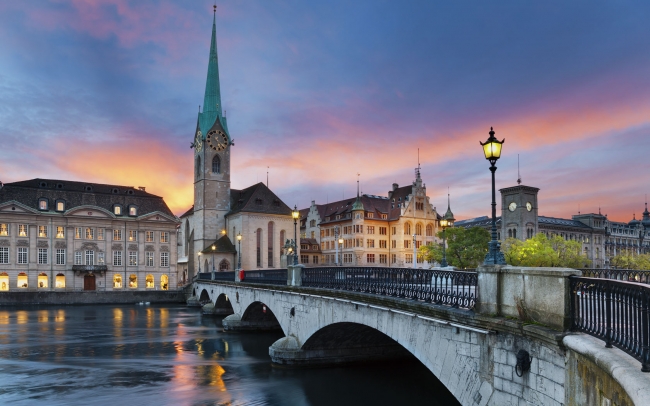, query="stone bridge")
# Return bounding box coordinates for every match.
[191,265,650,406]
